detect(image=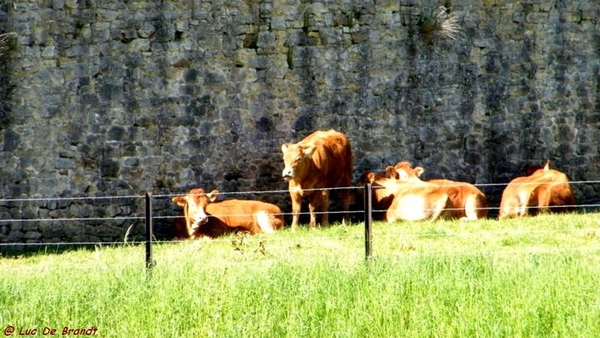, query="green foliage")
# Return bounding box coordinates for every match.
[1,214,600,337]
